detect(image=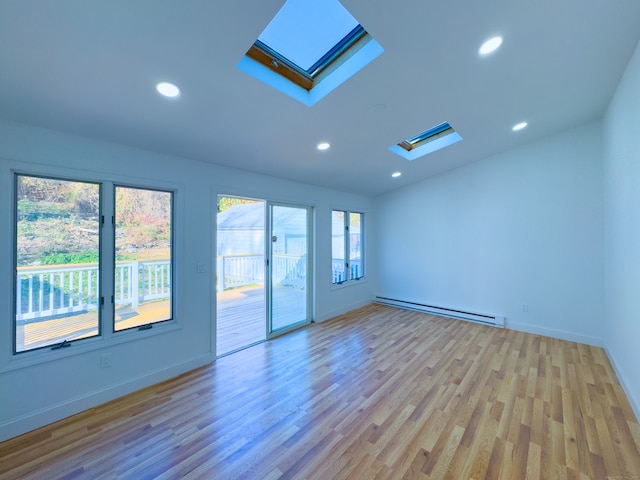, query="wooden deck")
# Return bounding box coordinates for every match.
[216,286,266,356]
[216,285,308,356]
[16,285,305,356]
[2,304,639,479]
[16,301,174,352]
